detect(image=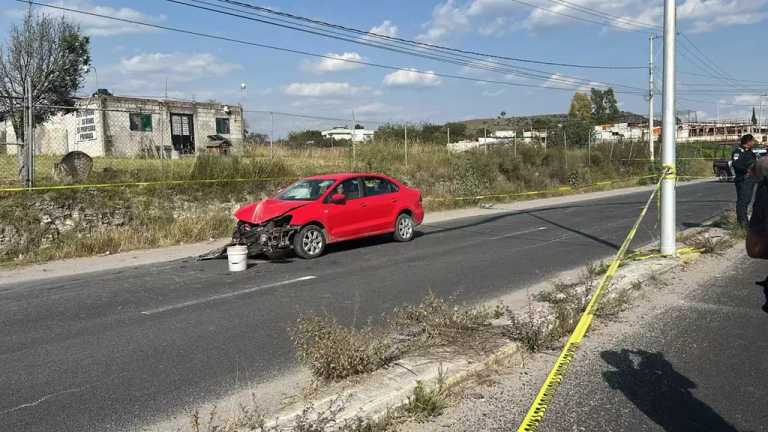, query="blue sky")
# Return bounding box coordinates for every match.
[2,0,767,134]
